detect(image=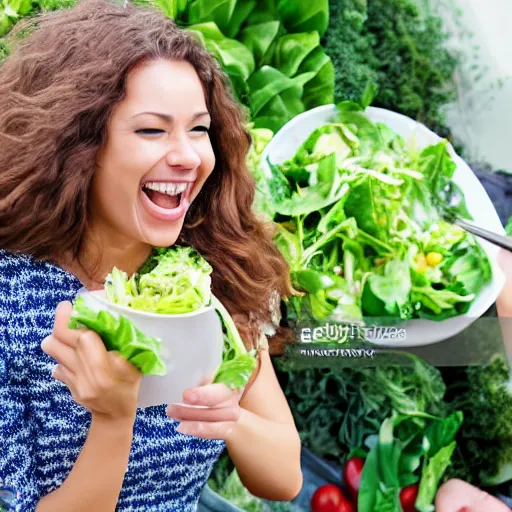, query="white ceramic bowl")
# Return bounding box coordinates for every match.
[261,105,506,347]
[76,288,224,407]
